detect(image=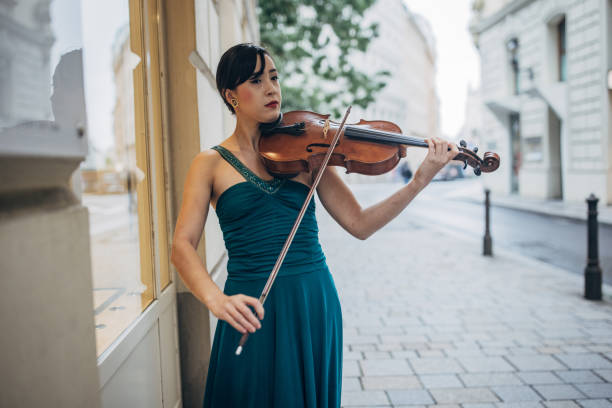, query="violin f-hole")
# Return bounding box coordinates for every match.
[306,143,332,152]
